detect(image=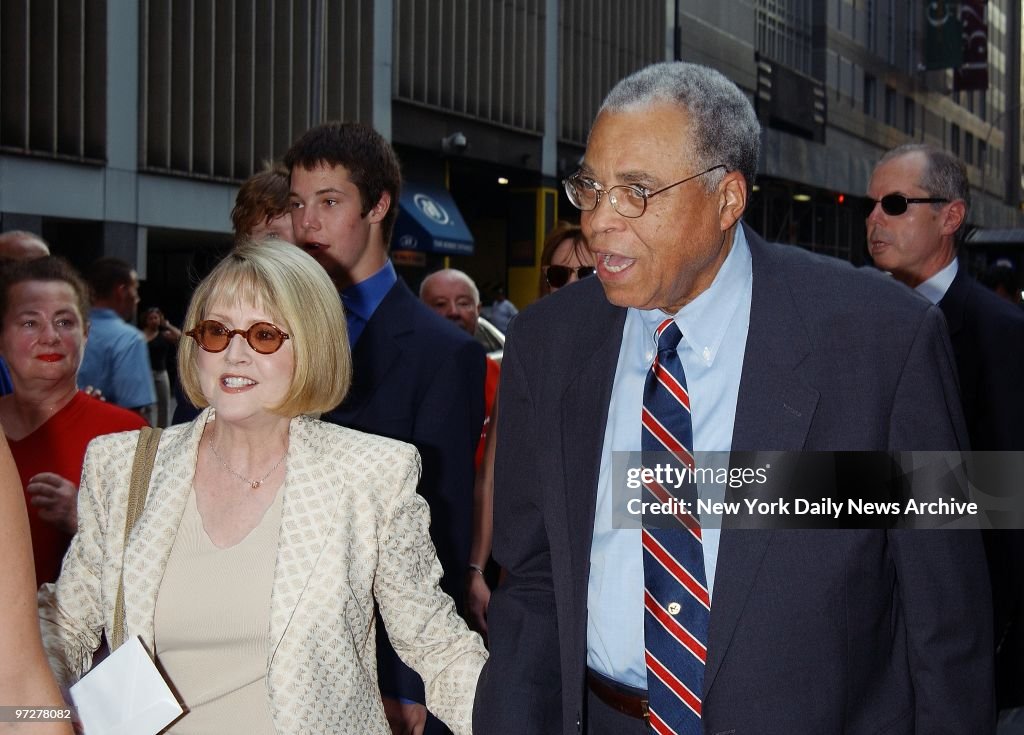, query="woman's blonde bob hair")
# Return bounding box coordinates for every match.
[178,239,351,417]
